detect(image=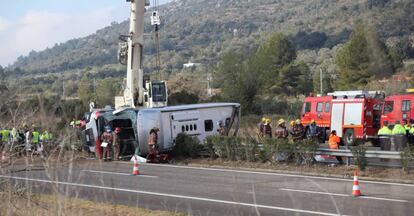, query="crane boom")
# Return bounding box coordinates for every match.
[116,0,168,109]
